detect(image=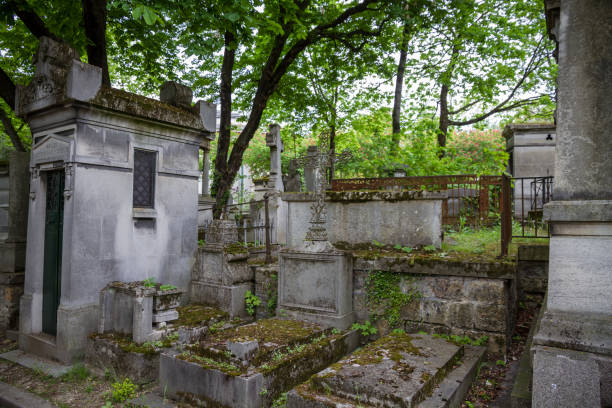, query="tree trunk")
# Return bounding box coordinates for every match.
[0,109,26,152]
[391,22,409,151]
[212,31,236,218]
[438,83,449,155]
[82,0,110,86]
[329,122,336,183]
